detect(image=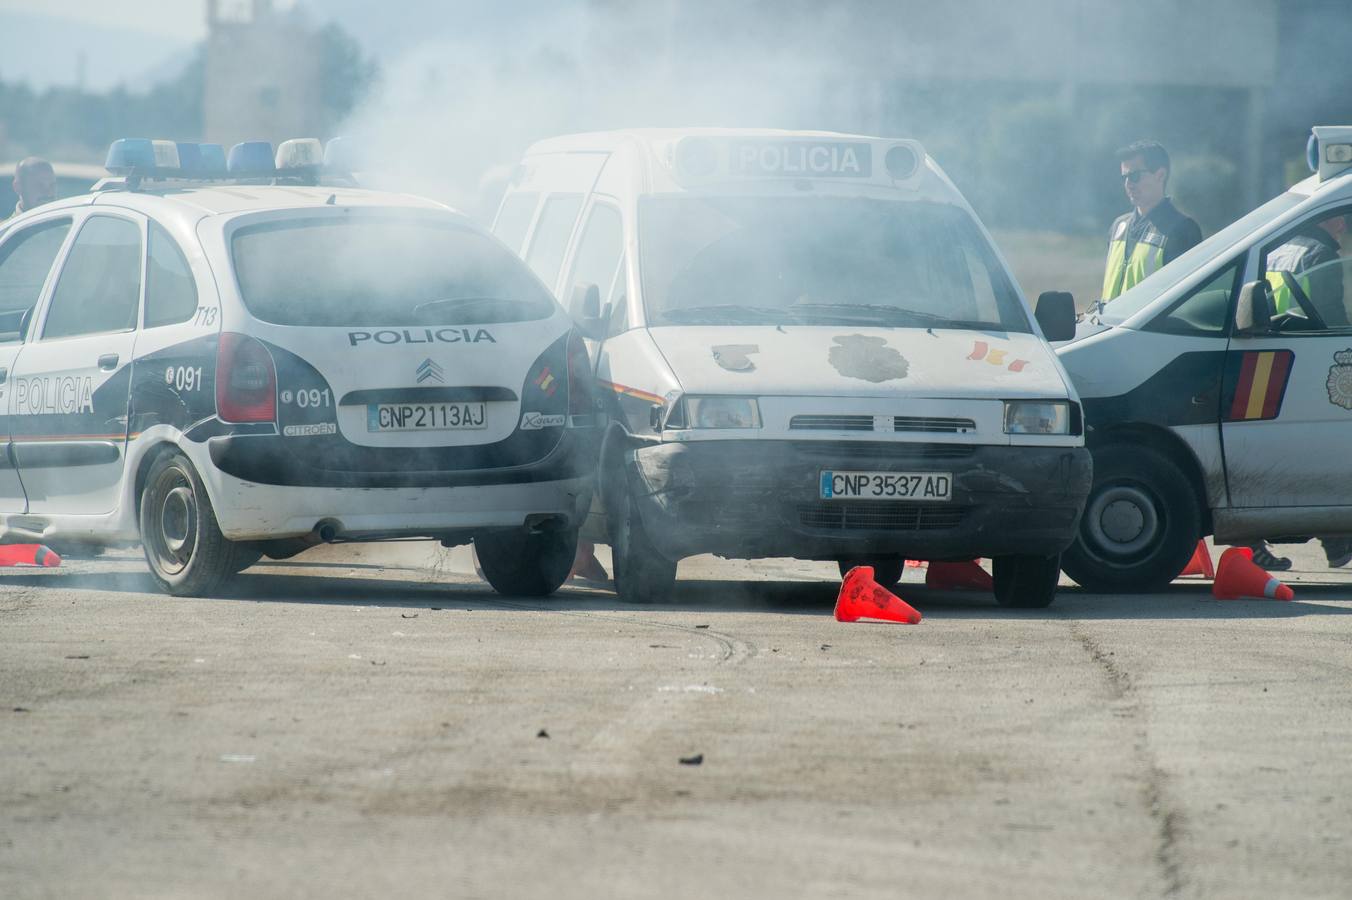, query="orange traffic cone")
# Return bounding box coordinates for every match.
[1212,547,1293,601]
[925,559,993,592]
[1179,540,1215,579]
[0,544,61,567]
[835,566,922,624]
